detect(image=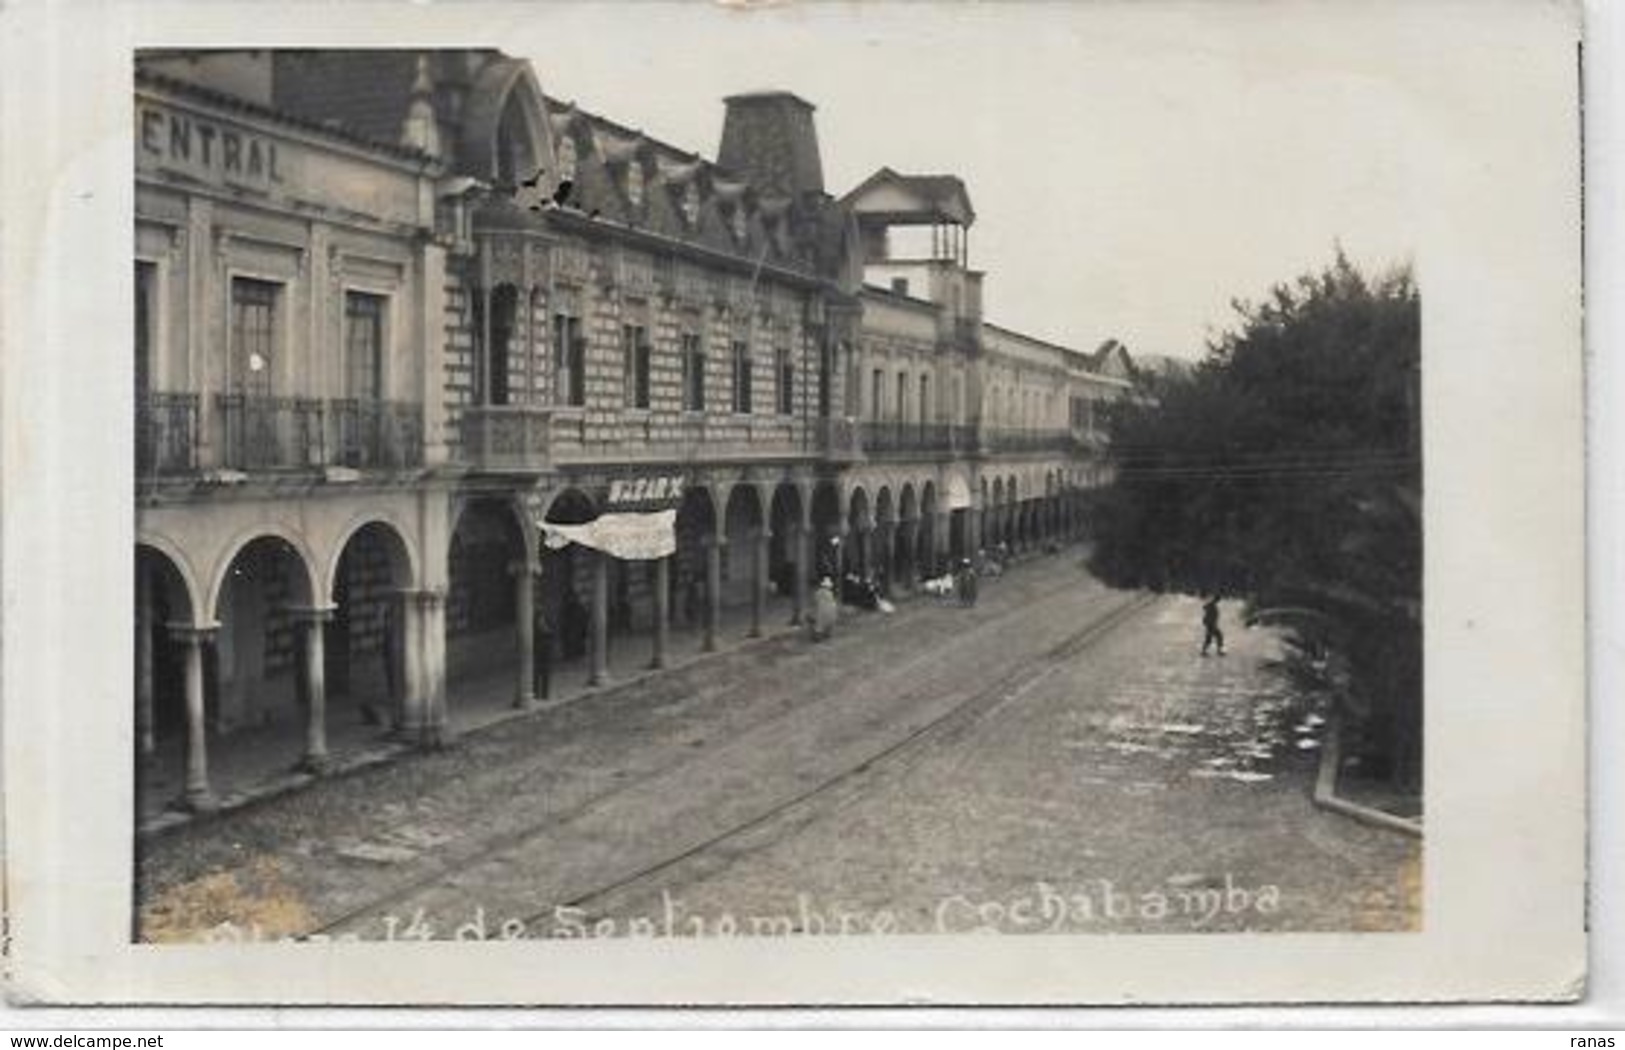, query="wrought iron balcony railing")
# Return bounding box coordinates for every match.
[136,392,200,475]
[216,394,326,470]
[980,427,1075,453]
[860,421,971,455]
[330,399,425,470]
